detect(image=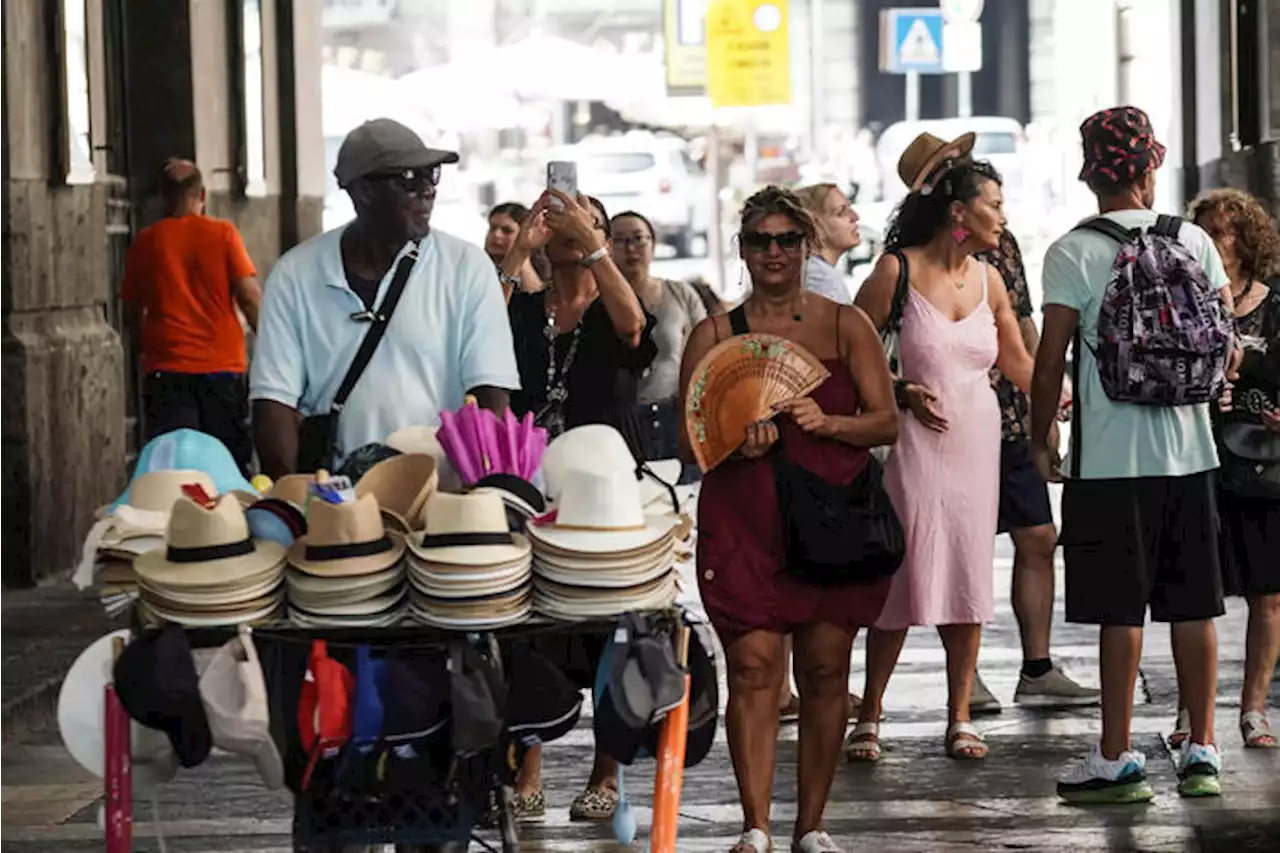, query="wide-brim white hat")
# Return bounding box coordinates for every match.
[57,630,178,790]
[527,466,677,554]
[138,595,283,627]
[534,548,674,589]
[408,559,532,599]
[528,514,674,555]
